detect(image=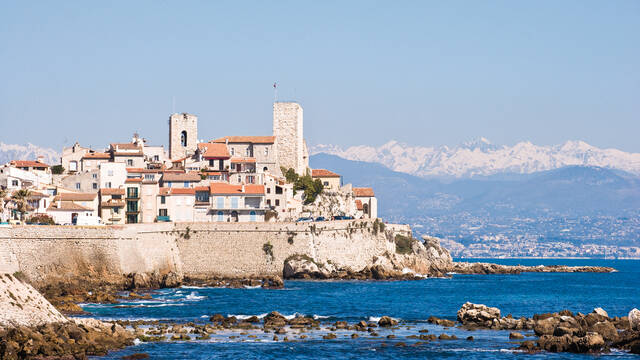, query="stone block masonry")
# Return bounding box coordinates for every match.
[0,220,412,284]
